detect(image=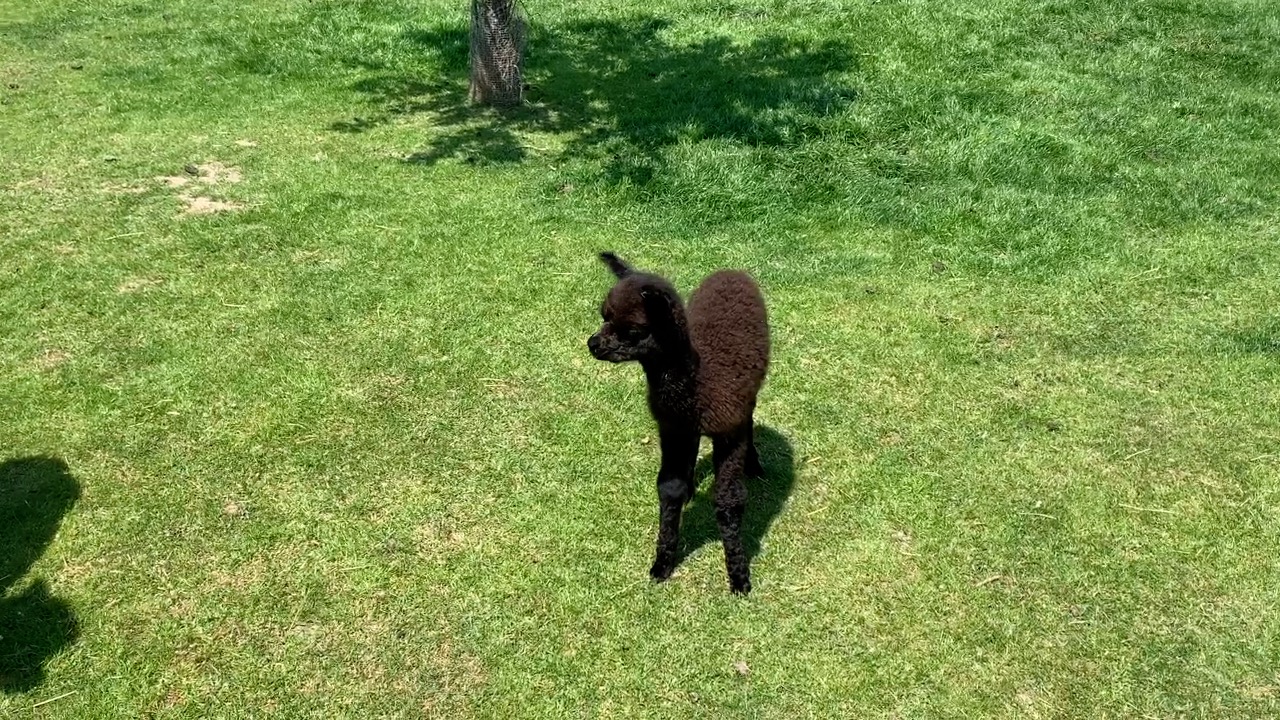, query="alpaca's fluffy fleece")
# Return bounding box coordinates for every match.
[588,252,770,594]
